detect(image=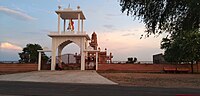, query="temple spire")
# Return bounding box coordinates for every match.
[90,32,98,50]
